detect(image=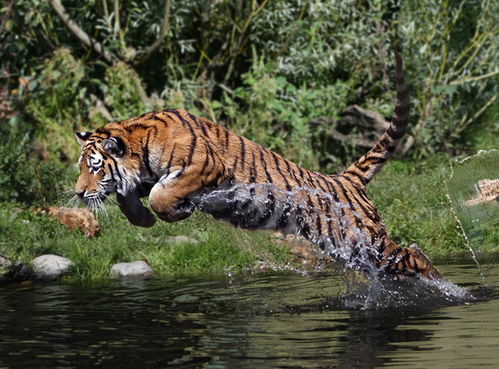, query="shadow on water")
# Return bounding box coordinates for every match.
[1,263,498,369]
